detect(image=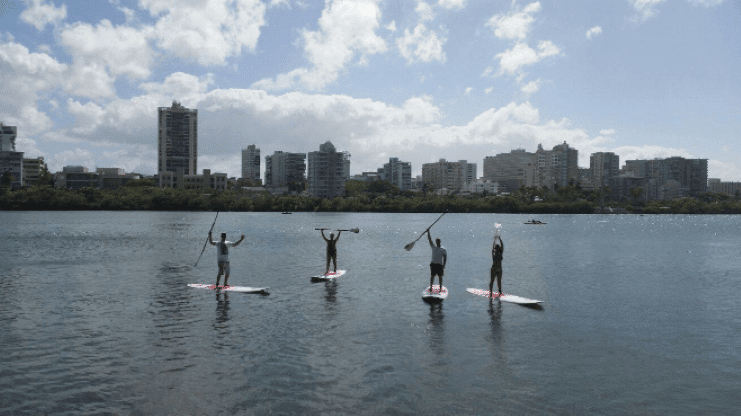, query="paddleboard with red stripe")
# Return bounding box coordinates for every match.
[311,269,346,282]
[188,284,269,294]
[422,285,448,301]
[466,288,541,305]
